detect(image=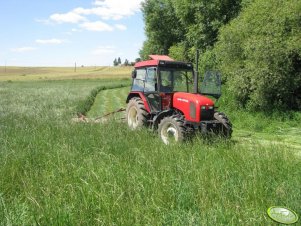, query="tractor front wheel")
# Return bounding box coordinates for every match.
[126,97,148,130]
[158,115,186,145]
[214,112,232,138]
